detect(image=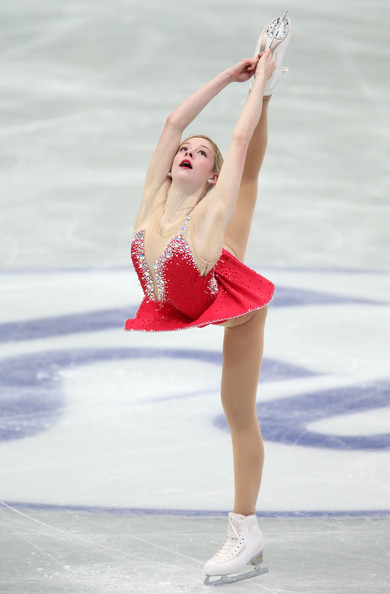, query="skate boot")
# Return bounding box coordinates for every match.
[250,9,292,95]
[204,512,268,586]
